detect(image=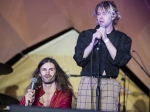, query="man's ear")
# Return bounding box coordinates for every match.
[112,17,115,20]
[111,13,116,20]
[111,15,115,20]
